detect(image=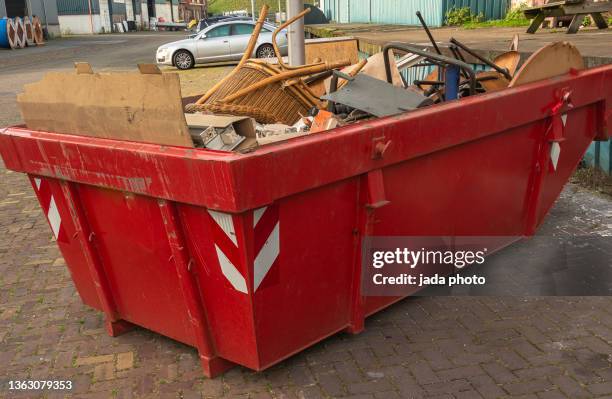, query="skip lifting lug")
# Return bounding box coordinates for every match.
[371,136,391,160]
